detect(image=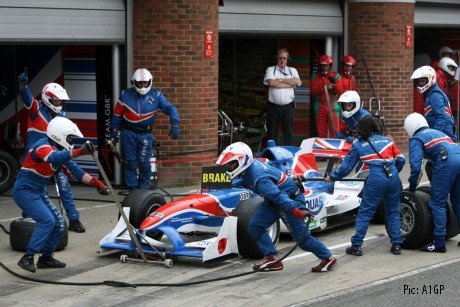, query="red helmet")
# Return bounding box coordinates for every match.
[319,55,333,65]
[342,55,356,66]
